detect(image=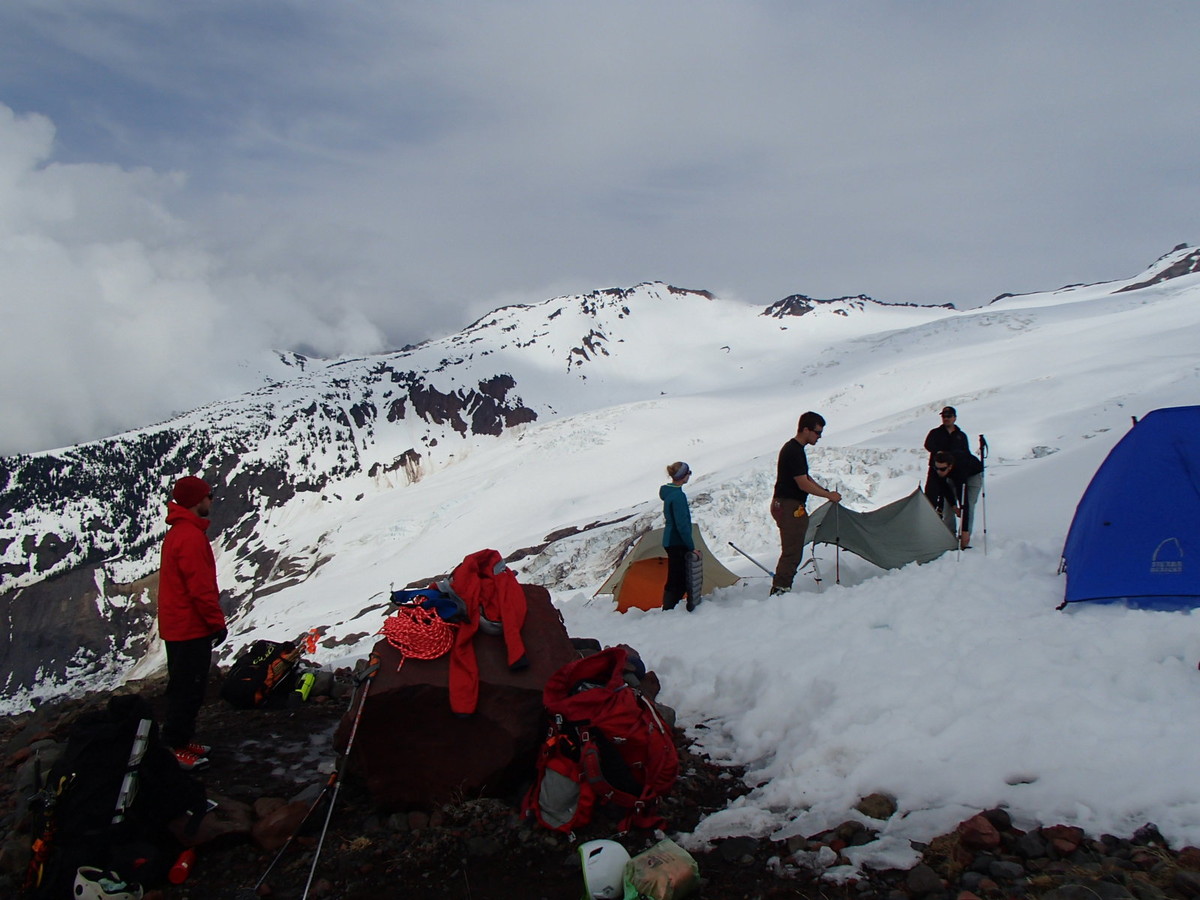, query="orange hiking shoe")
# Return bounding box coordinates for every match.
[172,748,210,771]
